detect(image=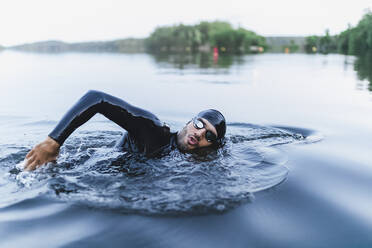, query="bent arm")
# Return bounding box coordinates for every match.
[49,90,162,146]
[24,90,162,170]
